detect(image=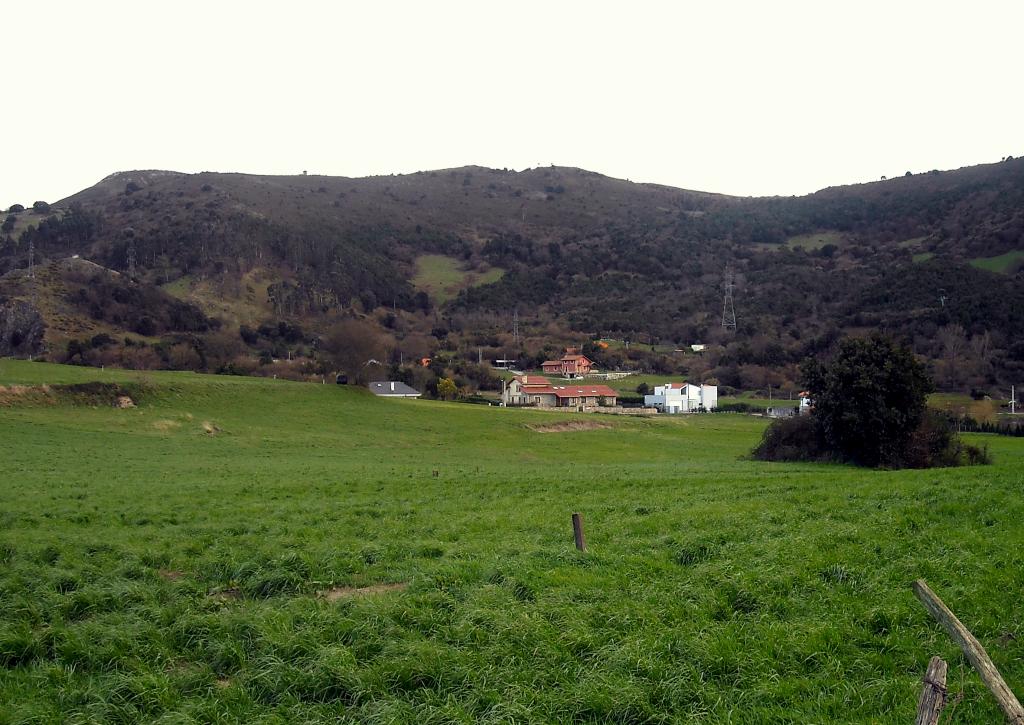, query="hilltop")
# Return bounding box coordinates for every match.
[1,159,1022,394]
